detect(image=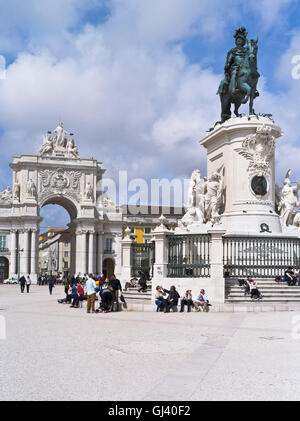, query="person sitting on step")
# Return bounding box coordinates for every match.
[180,290,193,312]
[194,289,210,312]
[284,267,297,286]
[155,285,166,312]
[247,279,263,300]
[163,286,180,313]
[124,275,137,291]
